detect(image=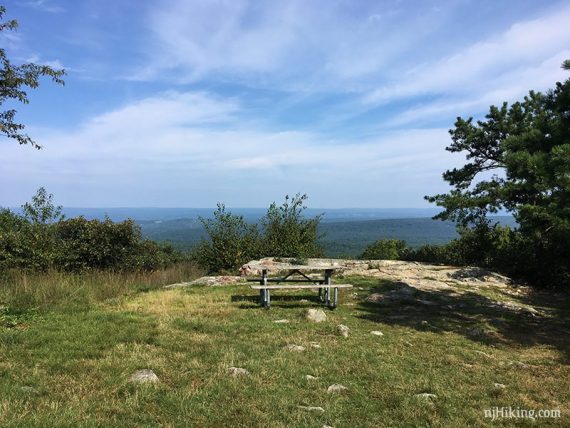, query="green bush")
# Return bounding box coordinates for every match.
[260,194,323,259]
[0,189,183,273]
[194,204,261,273]
[360,239,408,260]
[194,194,324,273]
